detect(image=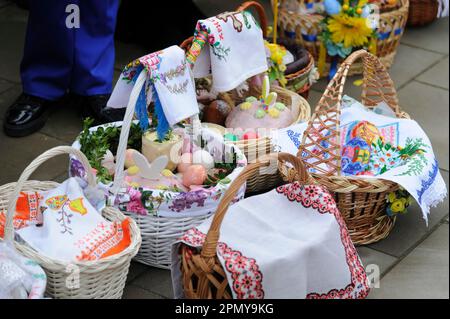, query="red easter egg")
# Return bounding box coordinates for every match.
[243,132,259,140]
